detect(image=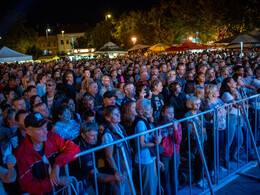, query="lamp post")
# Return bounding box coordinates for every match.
[46,28,51,54]
[240,42,243,57]
[131,37,137,45]
[61,30,65,52]
[105,14,111,20]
